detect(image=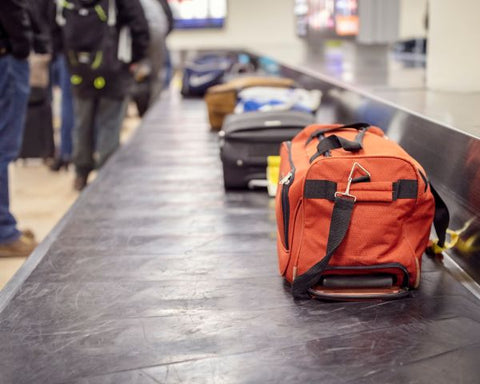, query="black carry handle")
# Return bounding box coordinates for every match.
[309,133,364,163]
[305,122,370,146]
[292,196,355,299]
